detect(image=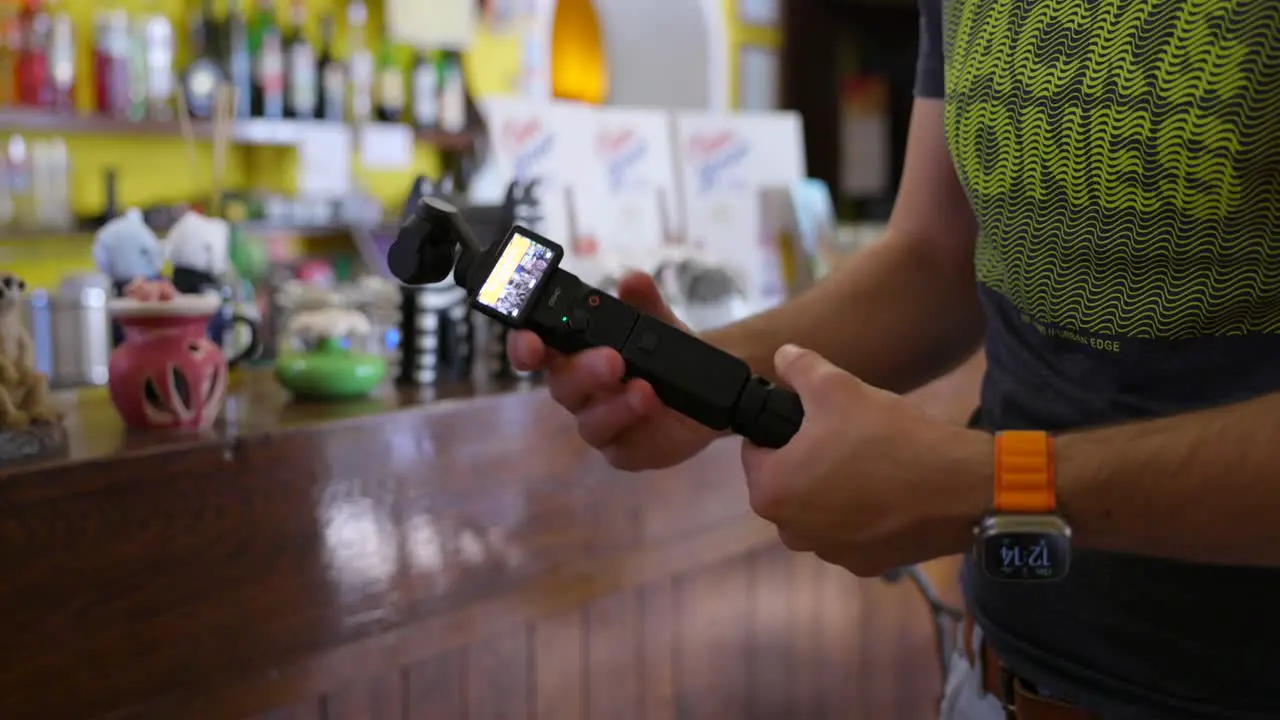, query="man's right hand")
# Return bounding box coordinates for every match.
[507,272,719,471]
